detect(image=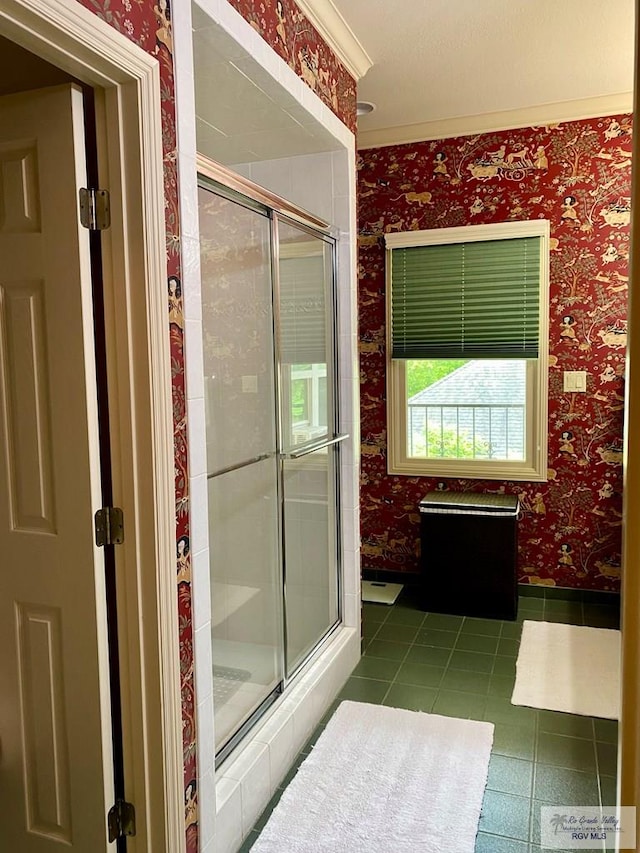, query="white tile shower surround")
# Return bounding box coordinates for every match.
[216,627,360,850]
[211,637,281,750]
[172,1,360,850]
[211,583,261,628]
[214,678,273,751]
